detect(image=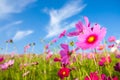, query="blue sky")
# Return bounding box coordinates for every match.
[0,0,120,54]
